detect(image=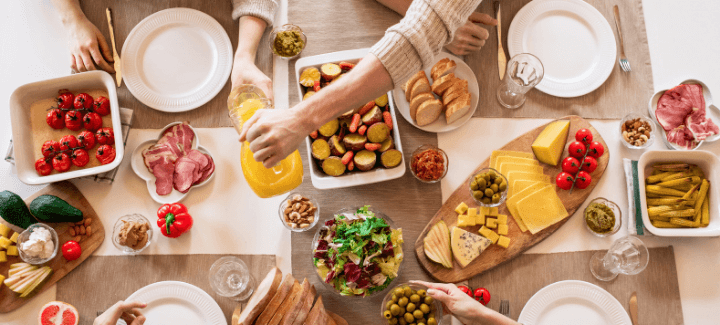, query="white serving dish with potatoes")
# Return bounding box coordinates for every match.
[638,150,720,237]
[9,71,124,185]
